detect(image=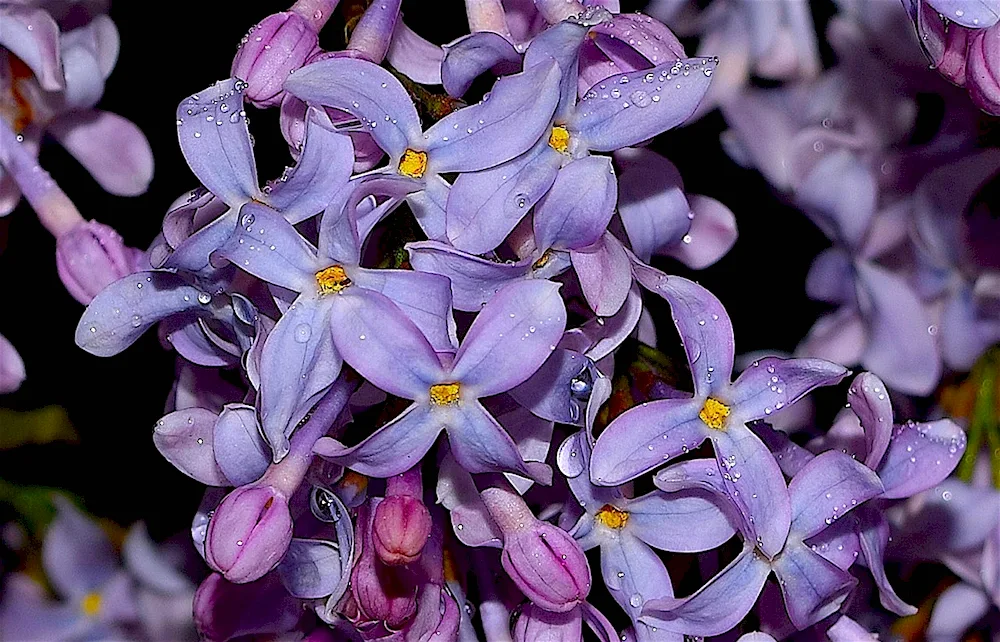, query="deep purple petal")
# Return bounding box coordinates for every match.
[213,403,270,487]
[534,155,617,250]
[771,542,856,630]
[441,31,522,98]
[788,451,883,540]
[49,111,153,197]
[447,400,552,482]
[407,240,533,311]
[878,419,967,499]
[153,407,229,486]
[572,232,632,317]
[857,511,917,616]
[729,356,848,424]
[277,538,347,599]
[627,489,736,553]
